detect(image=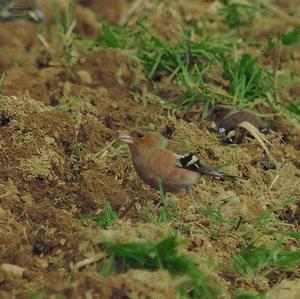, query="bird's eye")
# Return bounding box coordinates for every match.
[137,133,144,138]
